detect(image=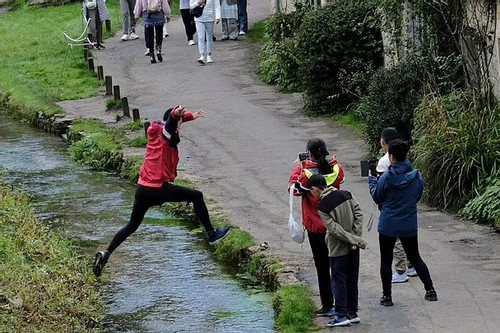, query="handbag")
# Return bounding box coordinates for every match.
[289,185,305,244]
[190,4,205,18]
